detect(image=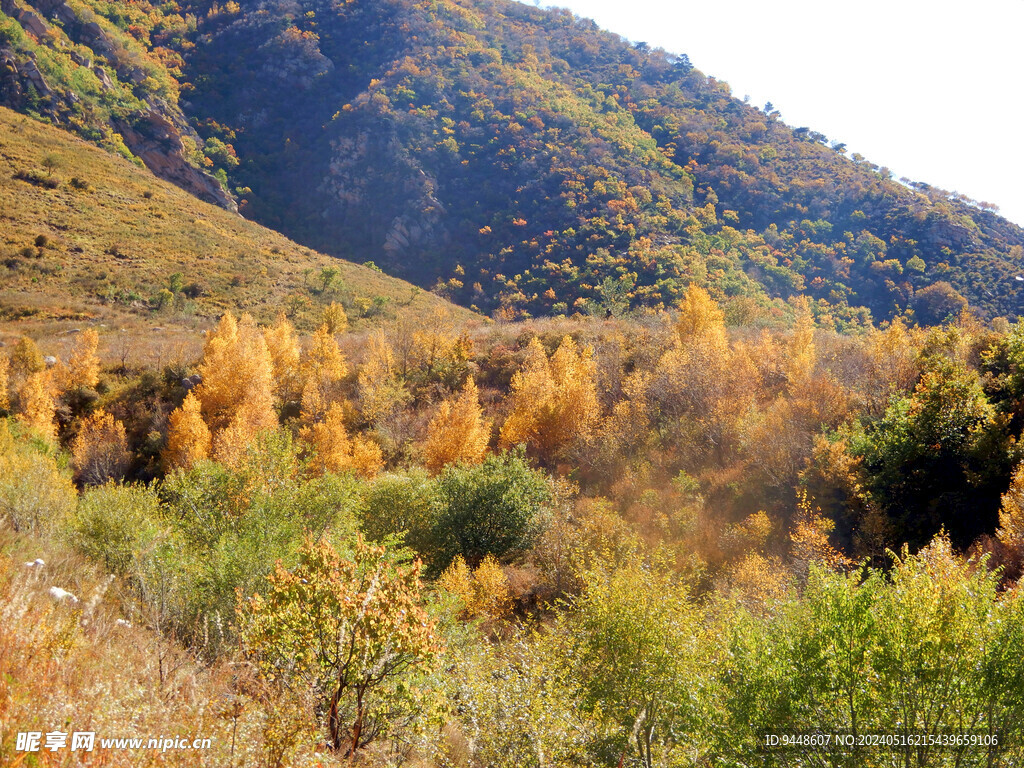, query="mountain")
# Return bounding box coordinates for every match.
[2,0,1022,324]
[0,105,471,333]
